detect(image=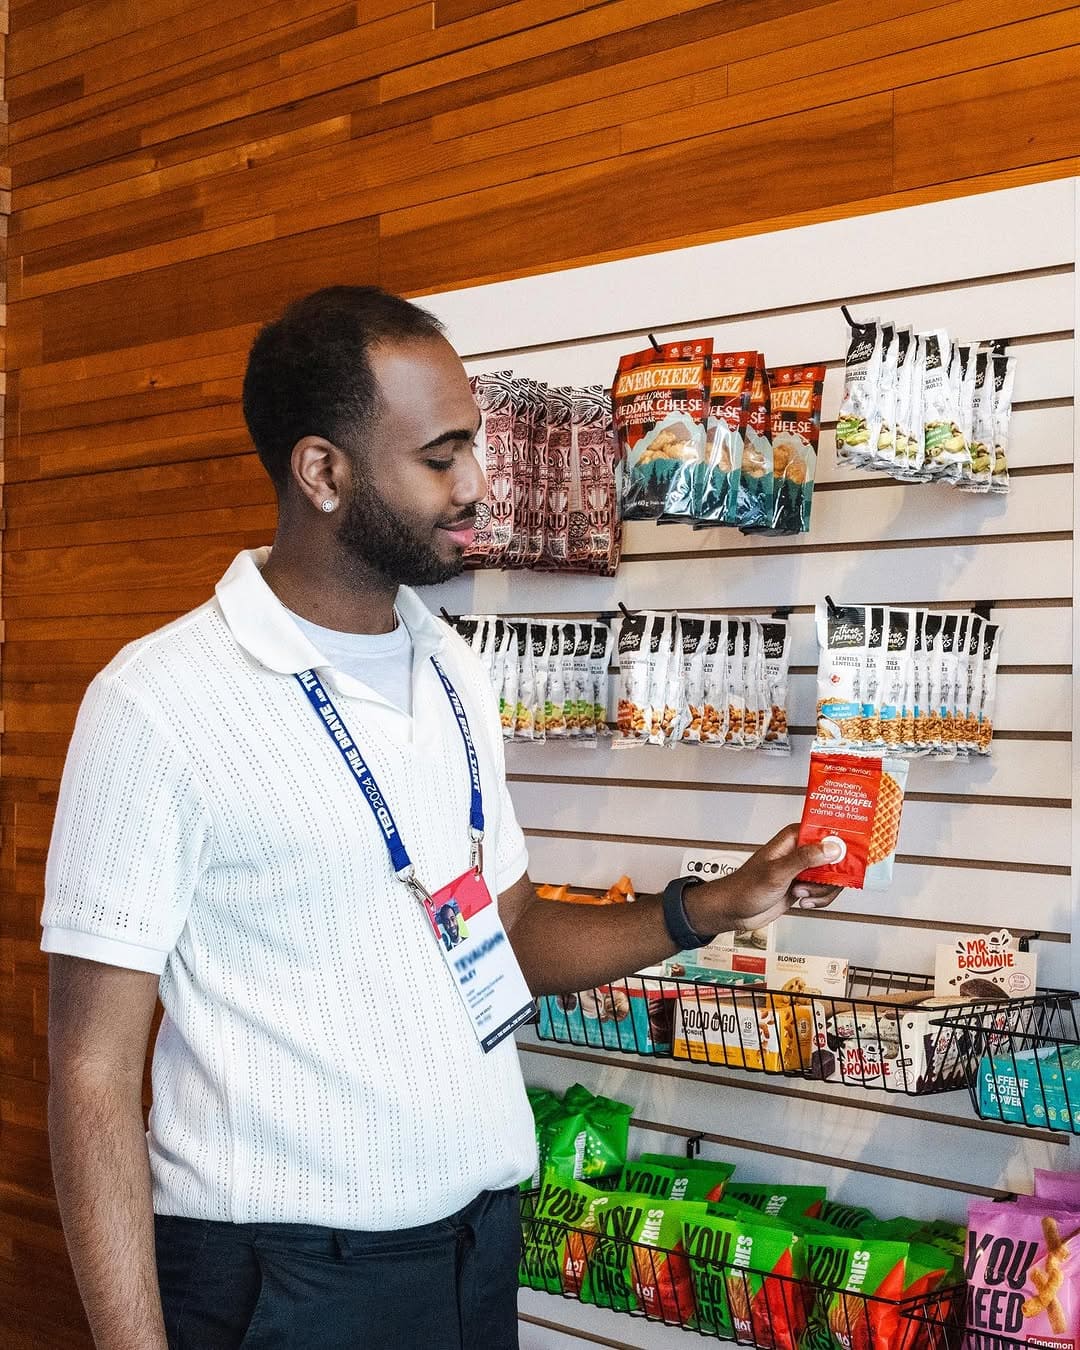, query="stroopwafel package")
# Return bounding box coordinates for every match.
[796,751,909,891]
